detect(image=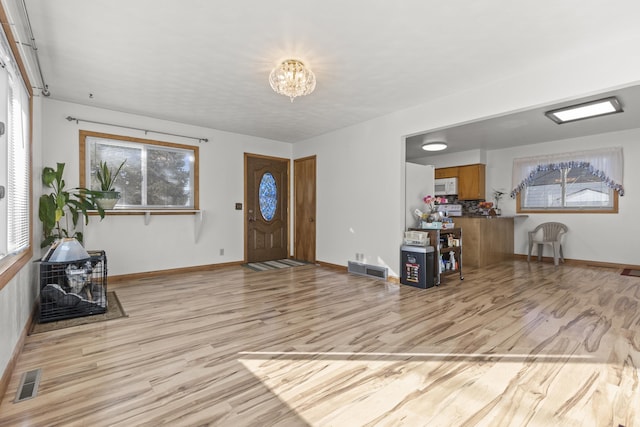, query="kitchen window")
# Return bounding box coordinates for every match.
[80,131,199,210]
[512,147,623,213]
